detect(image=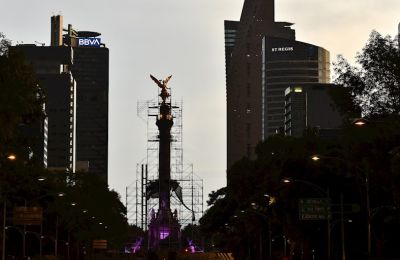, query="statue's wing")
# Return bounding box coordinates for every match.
[150,74,164,88]
[163,75,172,86]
